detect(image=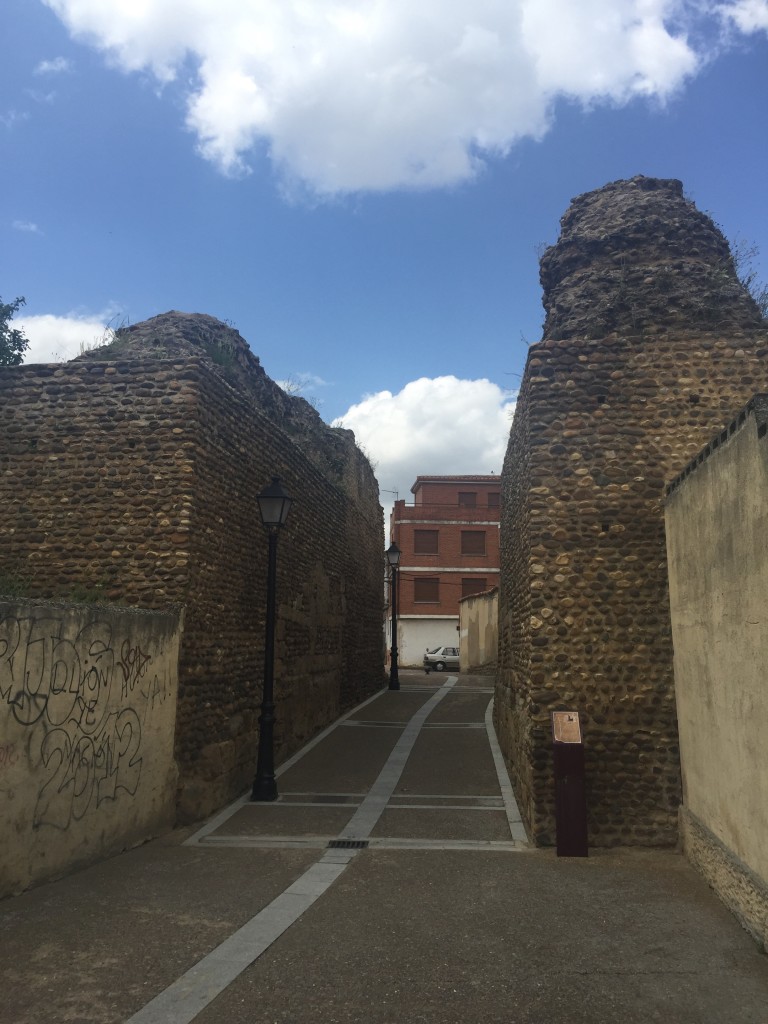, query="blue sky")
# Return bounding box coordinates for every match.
[2,1,767,507]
